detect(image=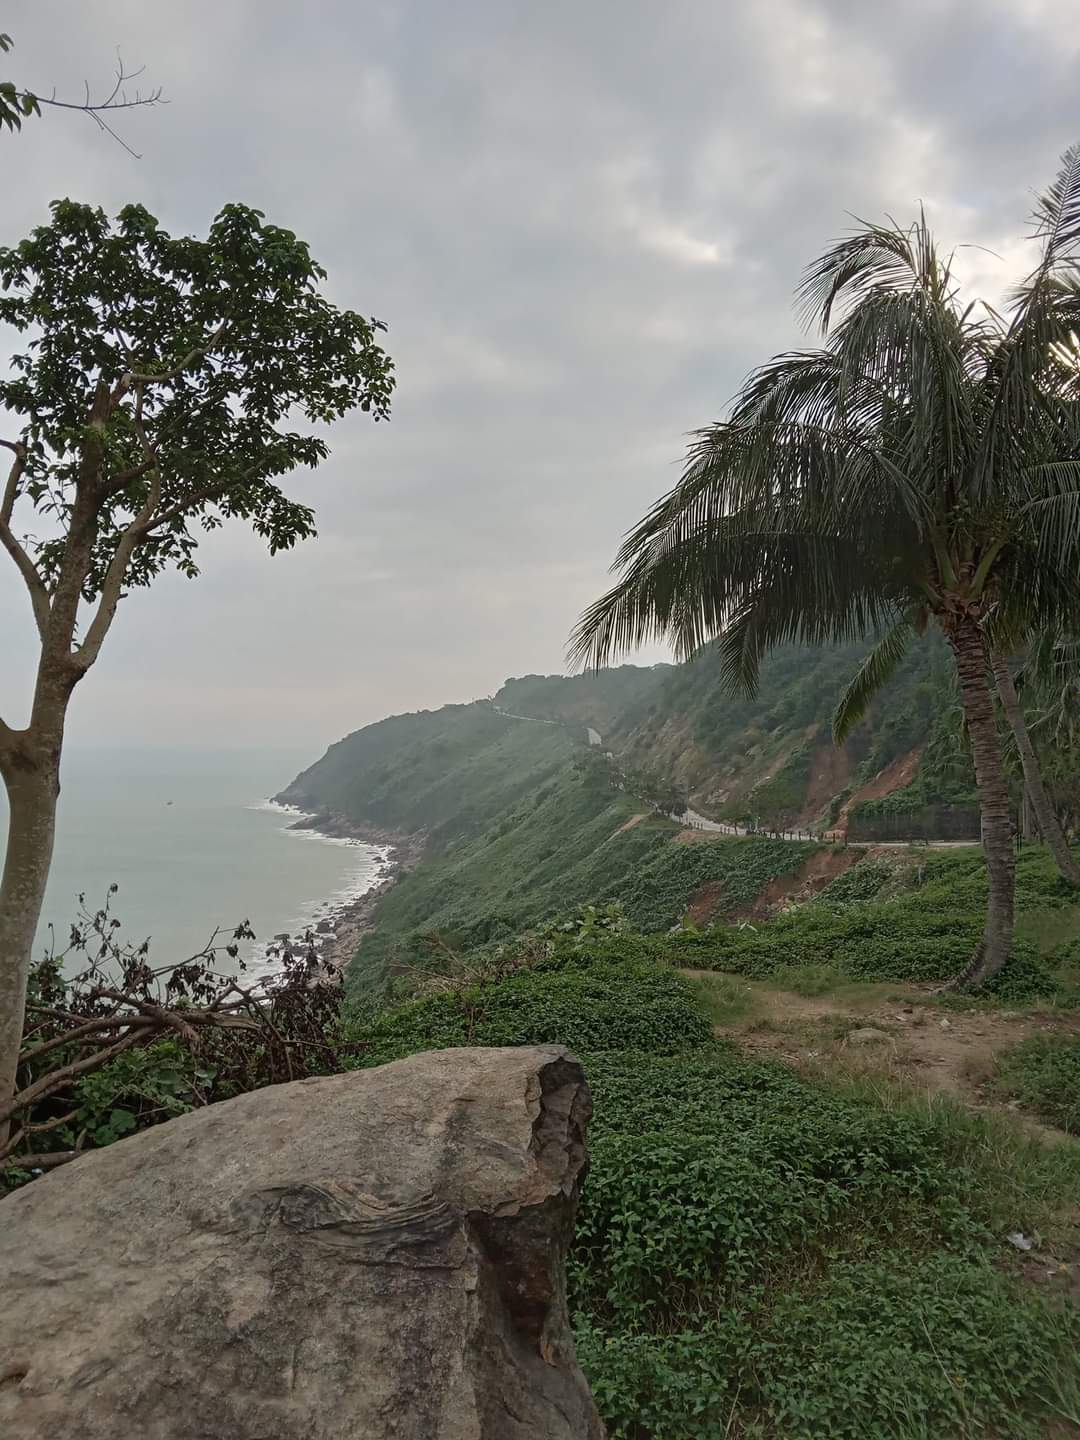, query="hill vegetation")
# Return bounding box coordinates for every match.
[13,647,1080,1437]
